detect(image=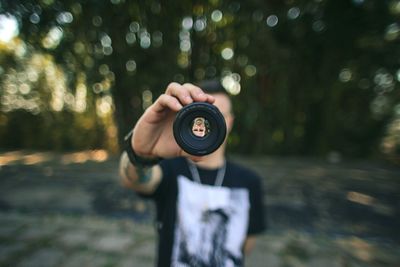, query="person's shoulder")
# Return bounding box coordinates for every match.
[227,159,262,182]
